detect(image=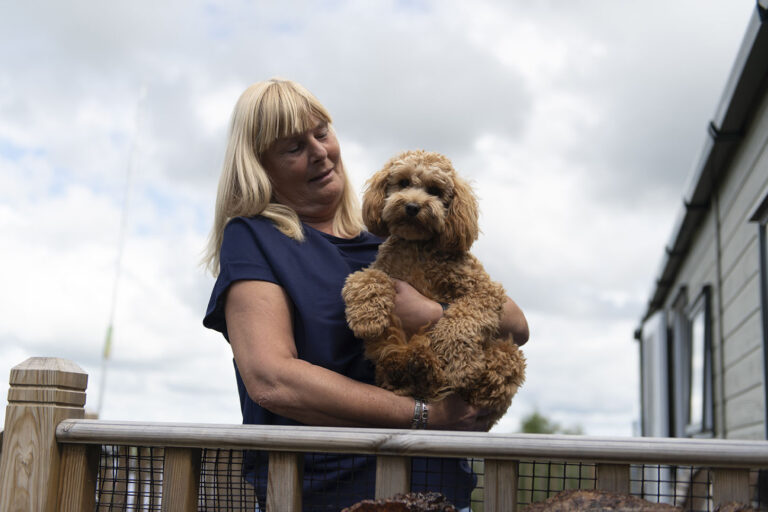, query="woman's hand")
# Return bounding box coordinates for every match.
[393,279,529,345]
[392,279,442,337]
[503,297,529,346]
[428,394,491,432]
